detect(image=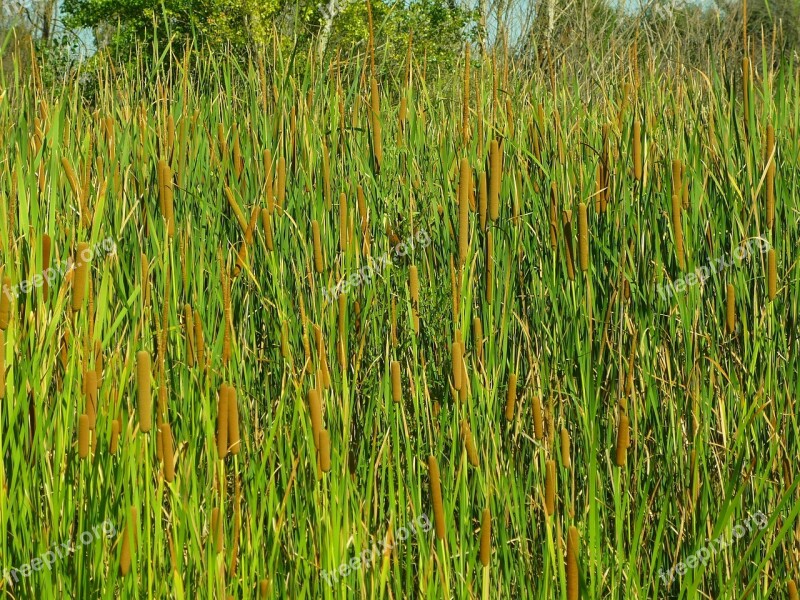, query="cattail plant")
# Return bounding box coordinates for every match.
[217,384,229,459]
[479,507,491,567]
[428,455,446,540]
[615,413,630,467]
[726,283,736,334]
[120,507,138,575]
[566,526,579,600]
[390,360,401,402]
[78,414,90,459]
[578,204,589,272]
[0,277,10,331]
[768,248,777,300]
[452,341,463,391]
[488,139,500,221]
[561,427,571,469]
[72,242,90,312]
[110,419,120,455]
[788,580,798,600]
[318,429,331,473]
[461,420,479,467]
[228,386,240,455]
[505,373,517,421]
[137,351,152,433]
[309,388,322,448]
[161,423,175,482]
[544,459,556,517]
